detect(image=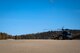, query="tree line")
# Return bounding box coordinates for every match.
[0,29,80,40]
